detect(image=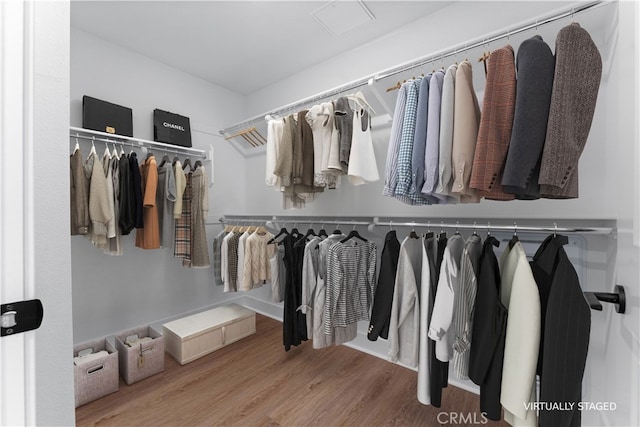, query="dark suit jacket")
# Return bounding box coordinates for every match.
[368,231,401,340]
[531,235,591,427]
[501,35,555,199]
[468,236,507,421]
